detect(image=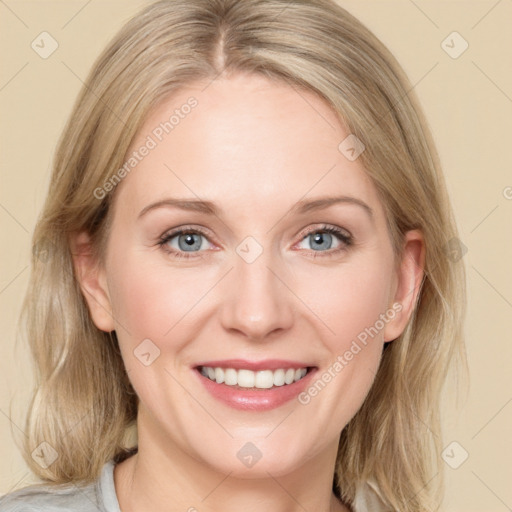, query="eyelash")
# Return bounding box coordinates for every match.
[157,224,353,260]
[157,226,212,260]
